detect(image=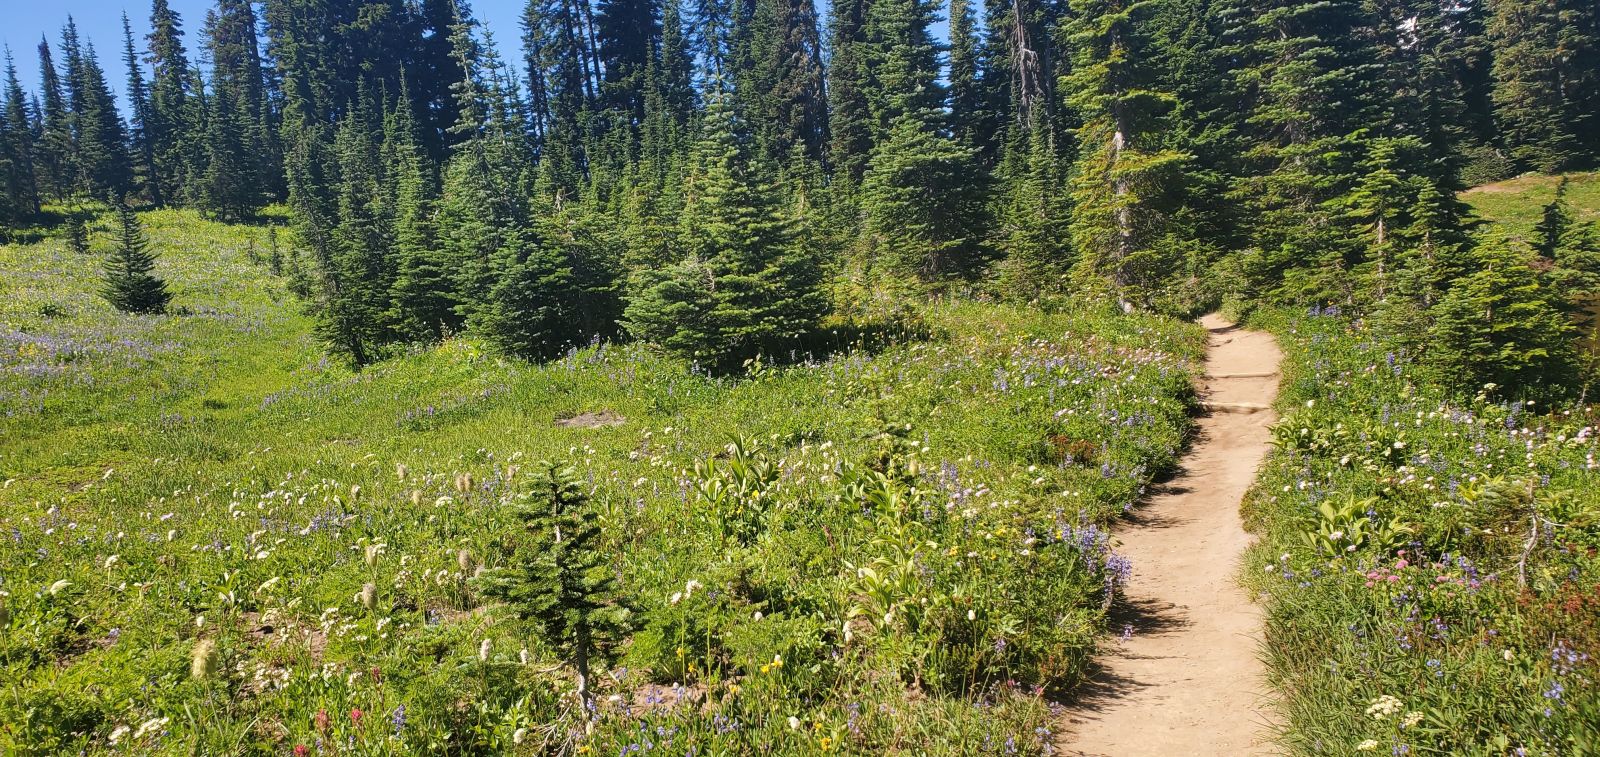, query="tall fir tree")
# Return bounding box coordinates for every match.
[386,86,459,343]
[413,0,473,157]
[737,0,829,165]
[147,0,196,204]
[993,118,1070,299]
[857,0,989,286]
[69,34,134,201]
[122,16,161,204]
[324,92,398,365]
[825,0,874,190]
[1334,137,1423,304]
[437,11,531,322]
[207,0,281,200]
[525,0,598,203]
[1558,0,1600,158]
[1220,0,1389,302]
[1061,0,1191,310]
[624,78,826,369]
[1486,0,1593,172]
[35,38,75,201]
[947,0,985,150]
[0,51,41,220]
[199,76,258,220]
